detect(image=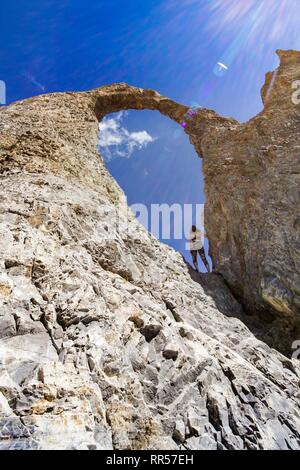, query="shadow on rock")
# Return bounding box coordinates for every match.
[184,261,299,358]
